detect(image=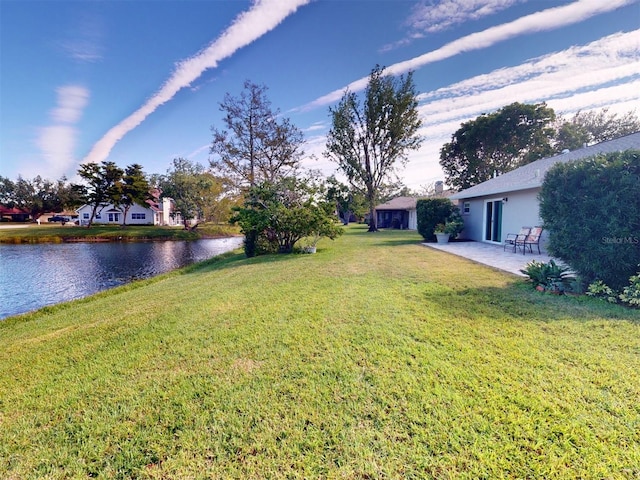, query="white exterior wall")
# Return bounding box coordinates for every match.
[77,203,154,225]
[458,188,548,252]
[162,198,172,225]
[125,203,154,225]
[408,209,417,230]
